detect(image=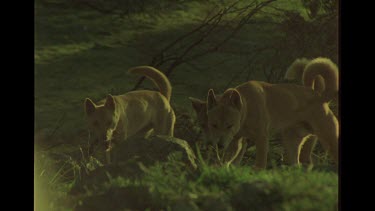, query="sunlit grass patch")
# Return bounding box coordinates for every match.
[35,42,93,64]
